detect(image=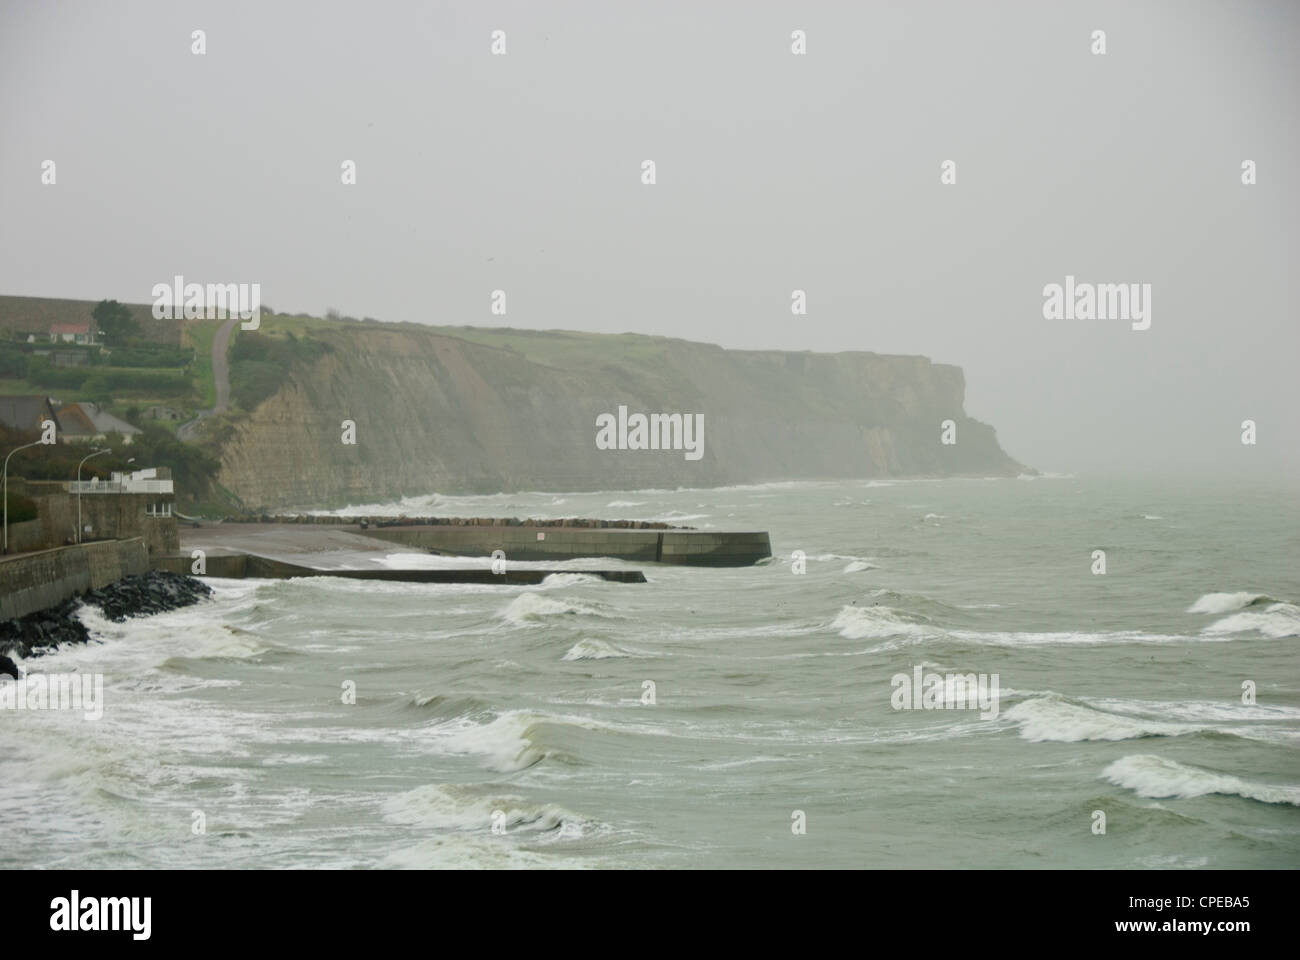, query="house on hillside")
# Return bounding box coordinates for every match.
[55,401,140,444]
[49,322,97,345]
[0,395,60,434]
